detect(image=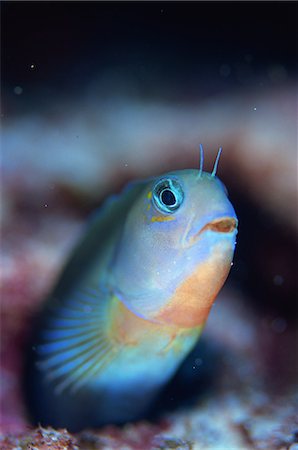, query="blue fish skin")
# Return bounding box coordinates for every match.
[25,164,238,431]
